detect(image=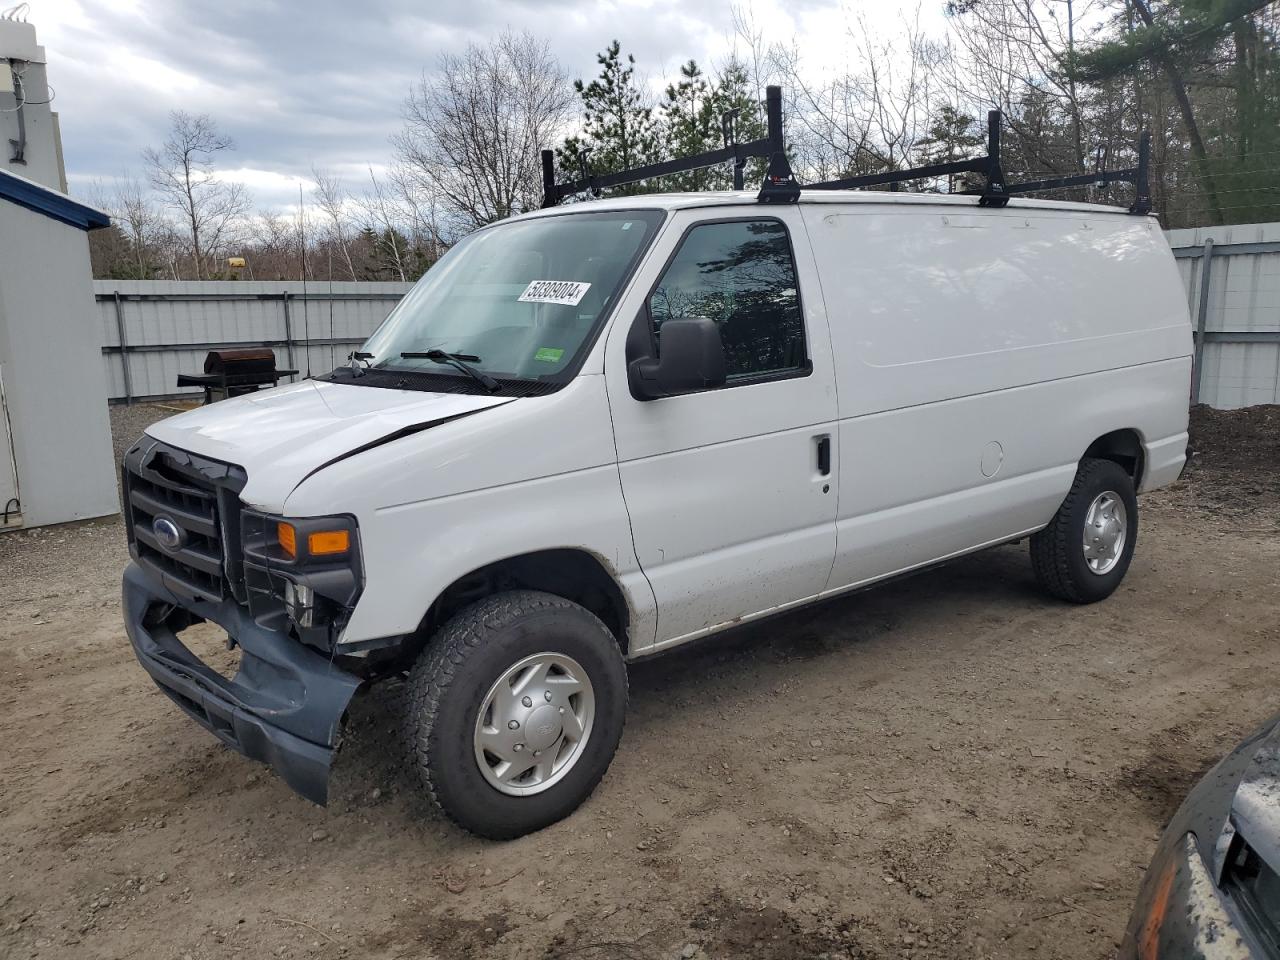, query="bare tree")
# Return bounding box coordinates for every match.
[387,160,445,264]
[942,0,1097,174]
[246,210,298,280]
[394,30,575,230]
[735,2,941,182]
[144,111,251,279]
[359,167,408,282]
[106,174,164,279]
[311,165,357,280]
